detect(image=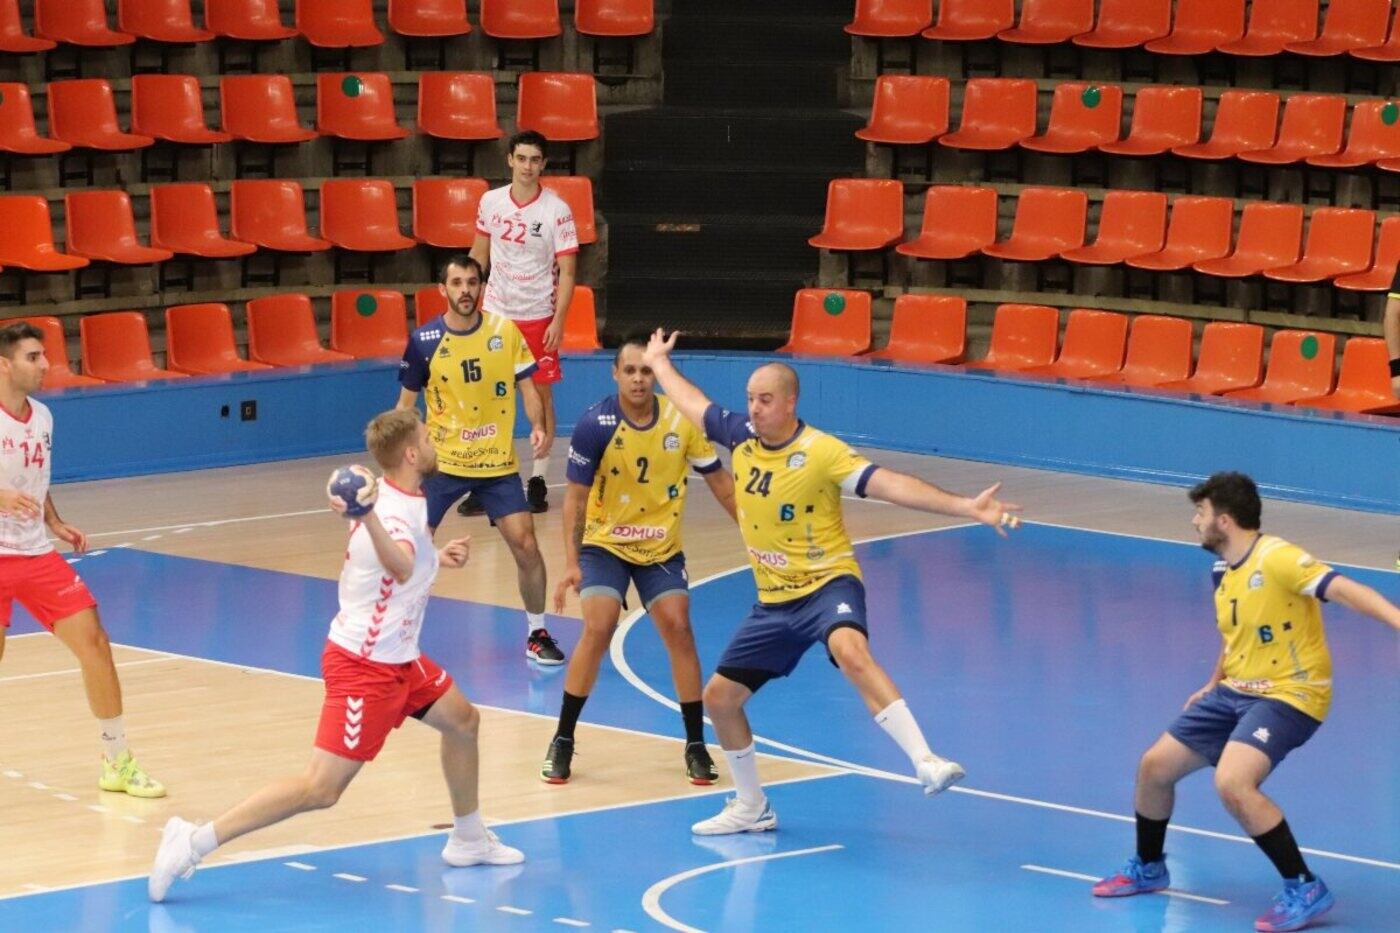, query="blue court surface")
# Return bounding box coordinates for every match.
[3,524,1396,932]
